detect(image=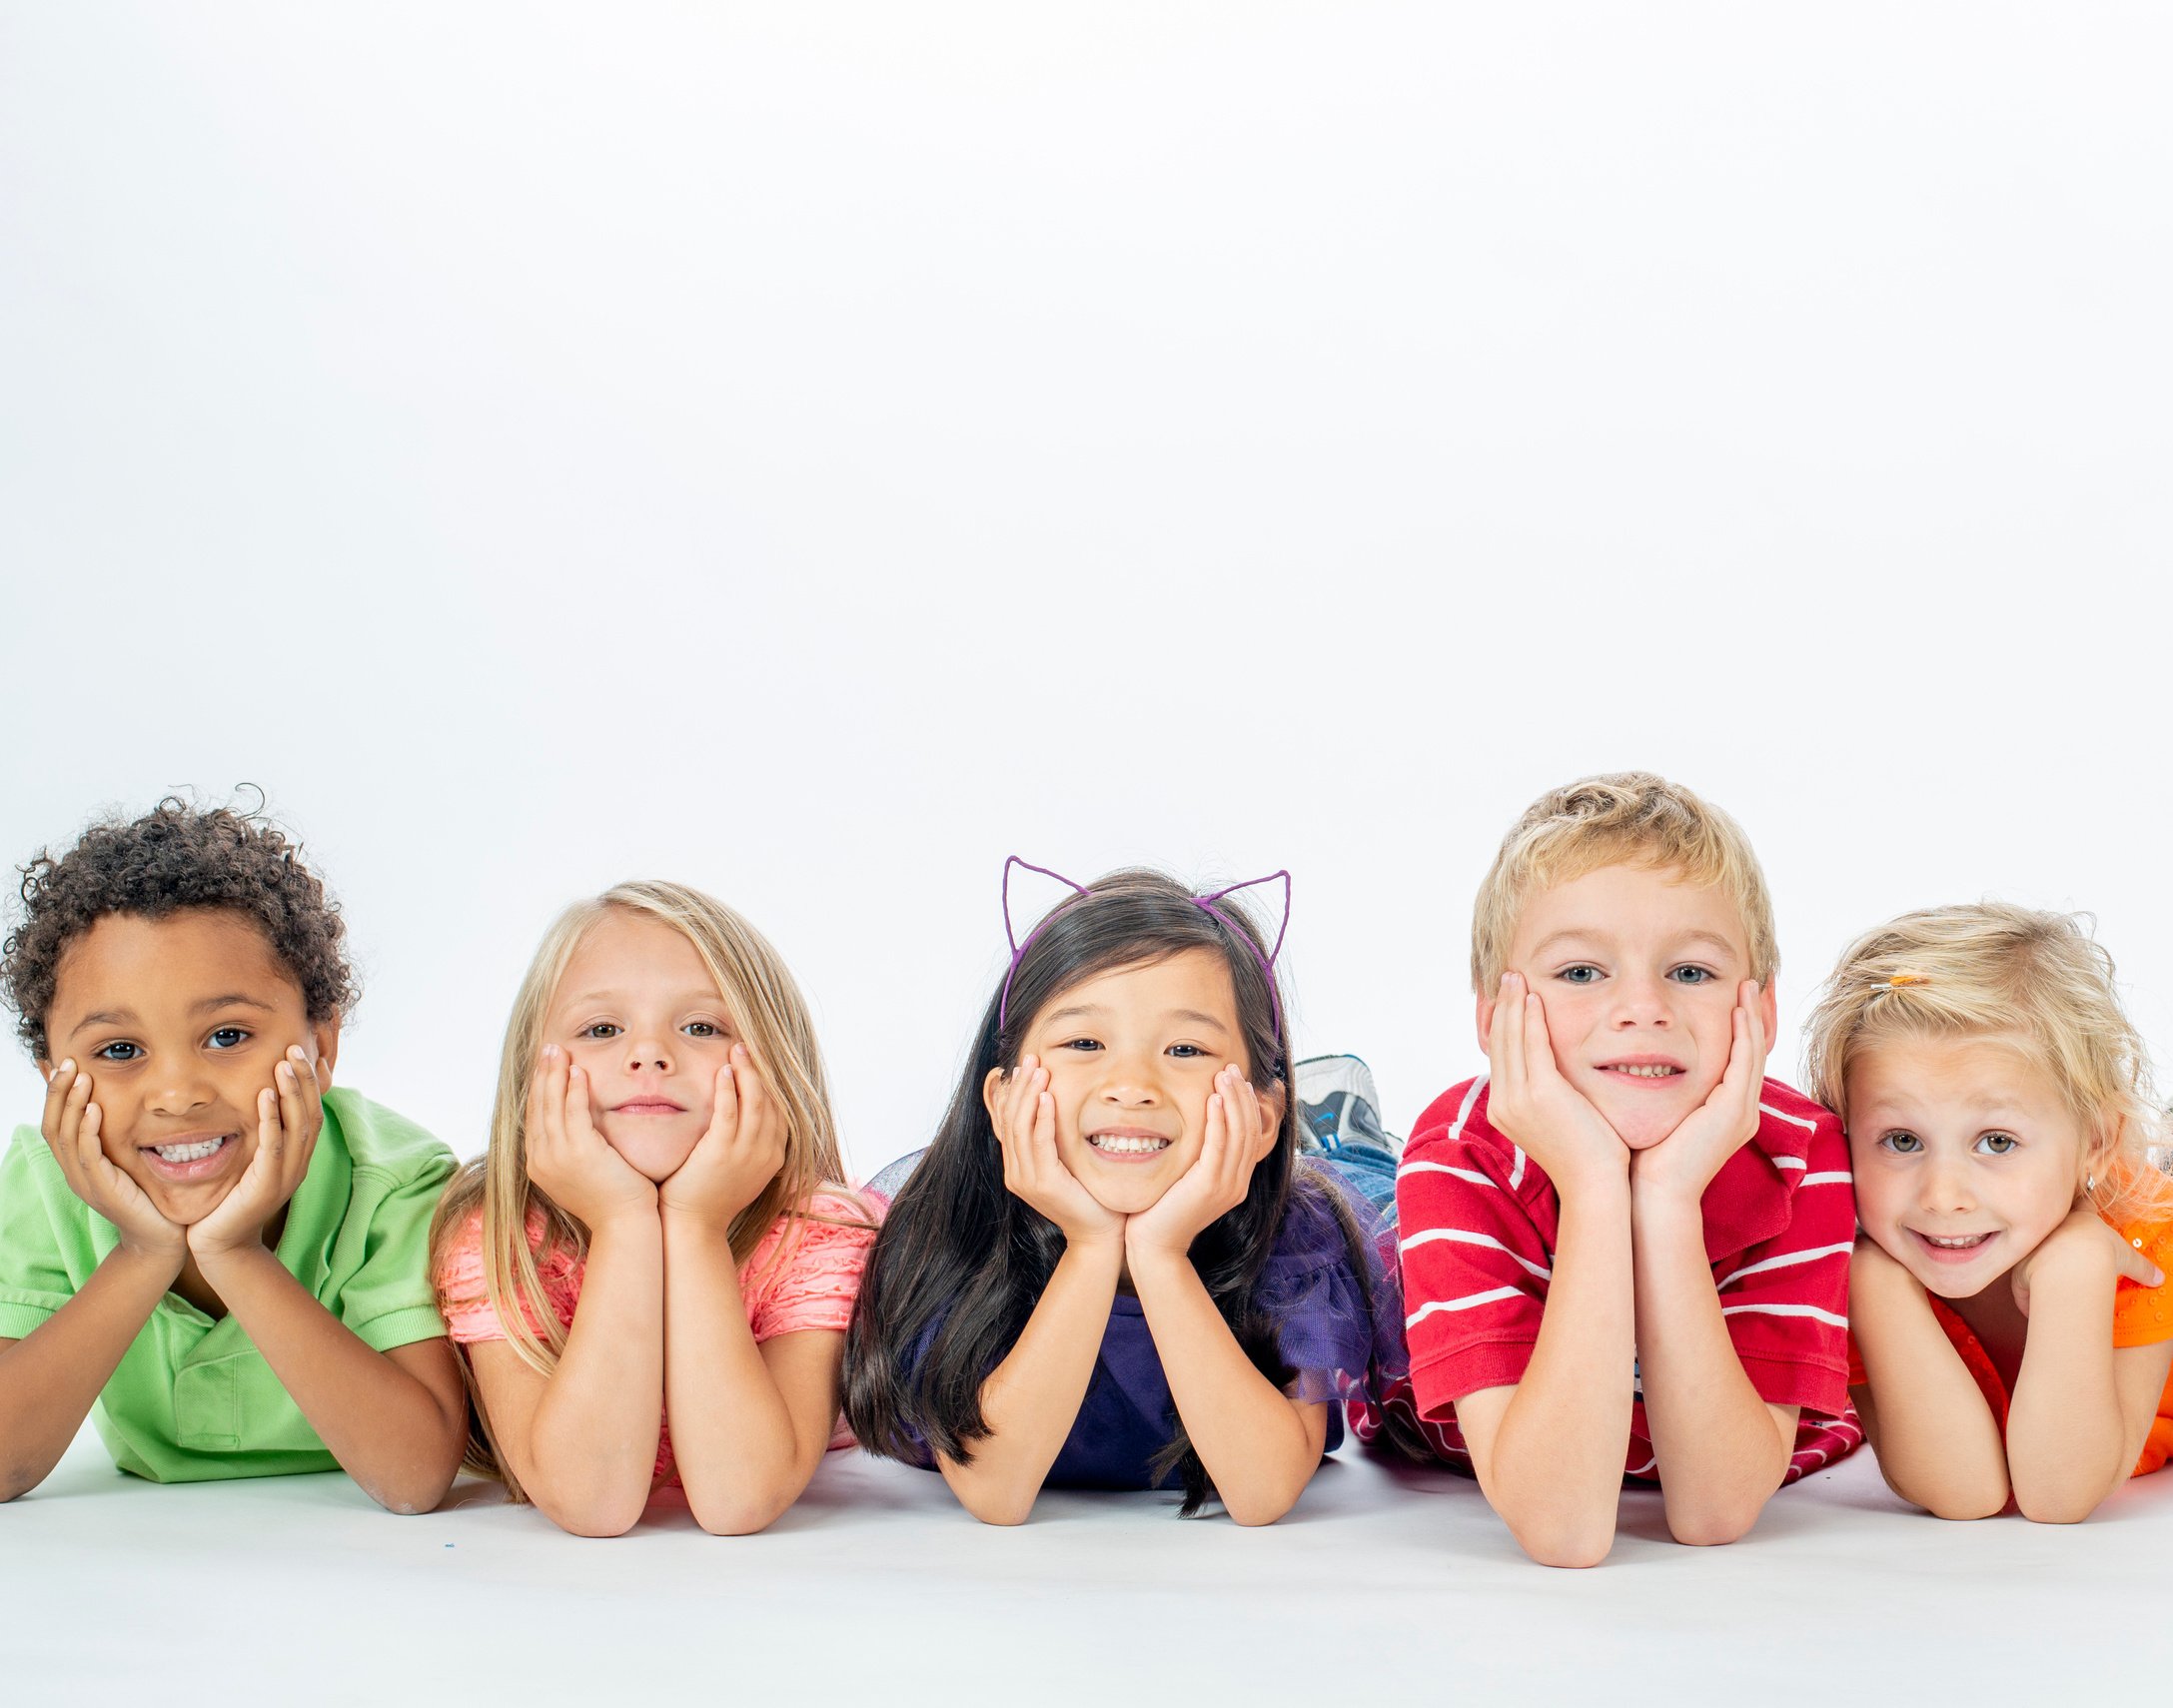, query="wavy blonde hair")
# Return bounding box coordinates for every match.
[1470,772,1778,993]
[431,879,867,1495]
[1804,902,2173,1225]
